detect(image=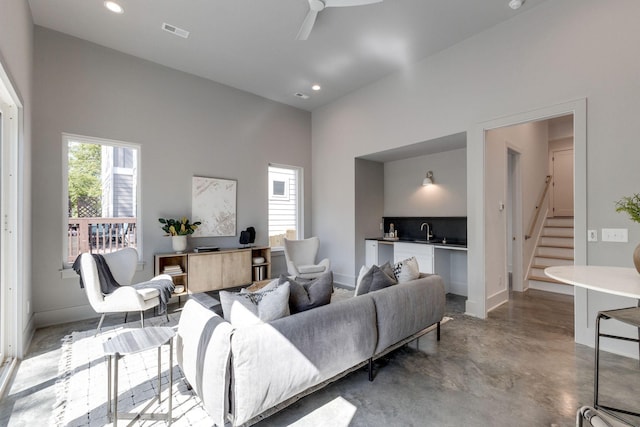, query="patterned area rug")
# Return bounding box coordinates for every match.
[52,312,211,426]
